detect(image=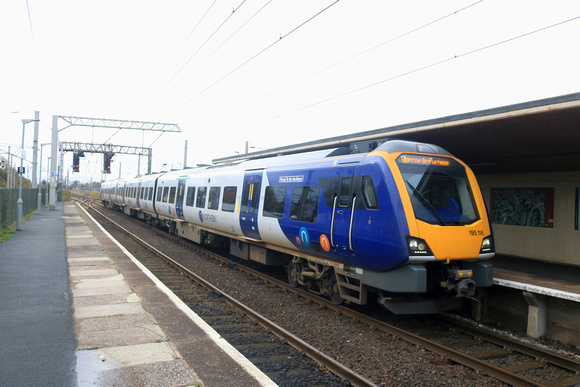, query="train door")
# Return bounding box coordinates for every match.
[240,170,263,240]
[152,177,160,214]
[136,182,142,208]
[175,179,186,220]
[331,165,356,256]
